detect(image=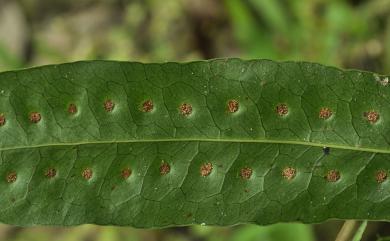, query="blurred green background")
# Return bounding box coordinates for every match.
[0,0,390,240]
